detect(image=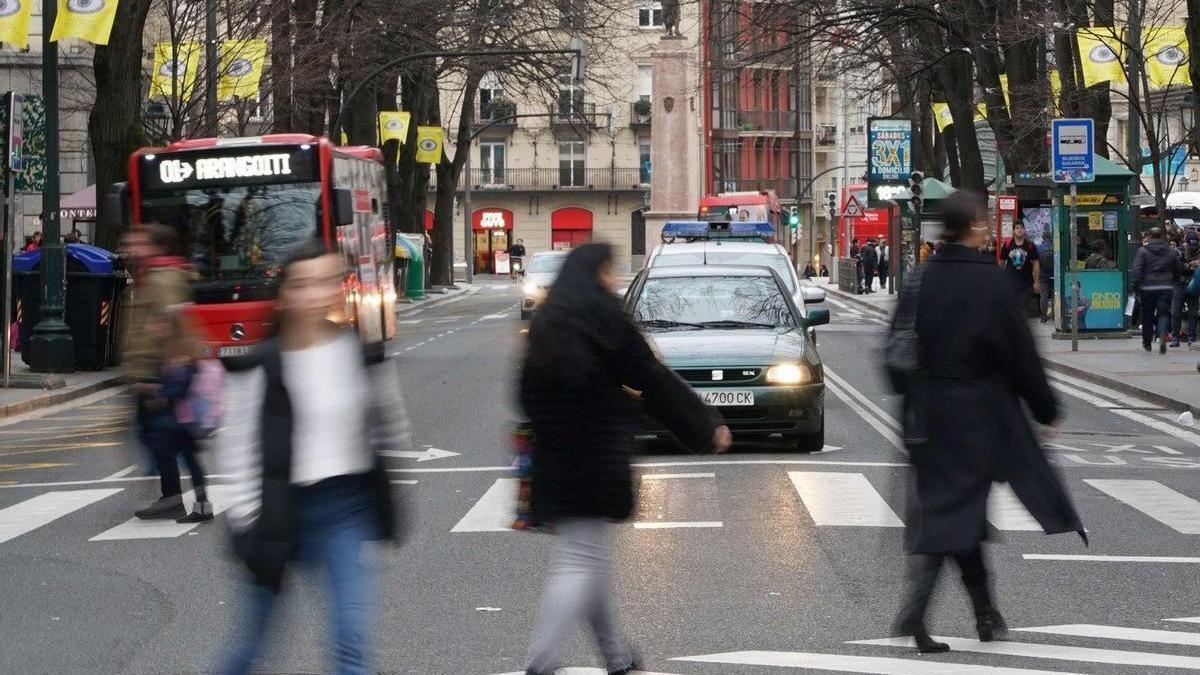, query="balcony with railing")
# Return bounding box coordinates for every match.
[473,99,519,131]
[630,100,652,129]
[714,177,799,200]
[433,167,645,192]
[737,110,797,133]
[550,103,611,134]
